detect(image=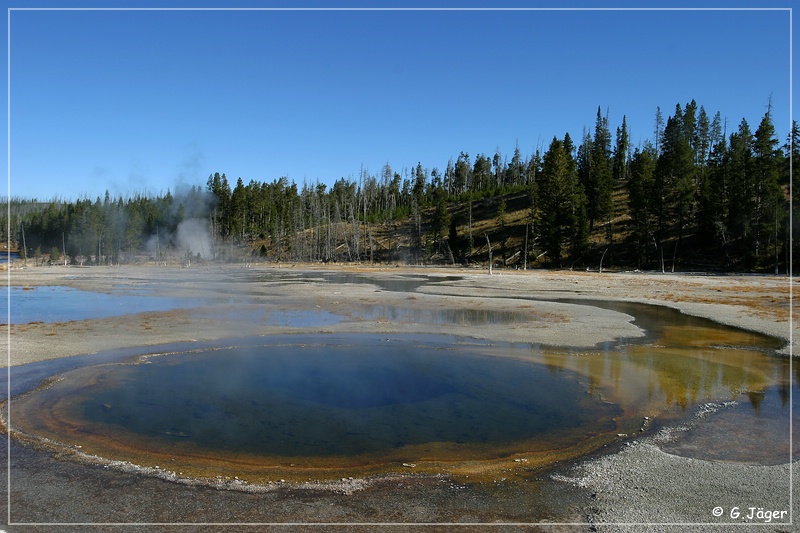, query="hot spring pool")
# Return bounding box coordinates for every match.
[10,334,621,481]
